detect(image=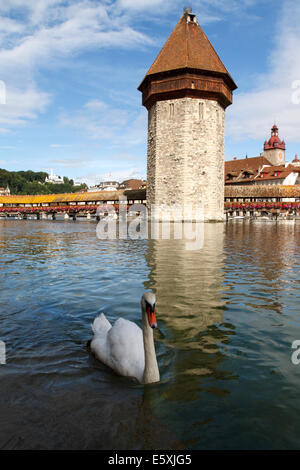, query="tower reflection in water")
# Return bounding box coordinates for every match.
[143,223,236,404]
